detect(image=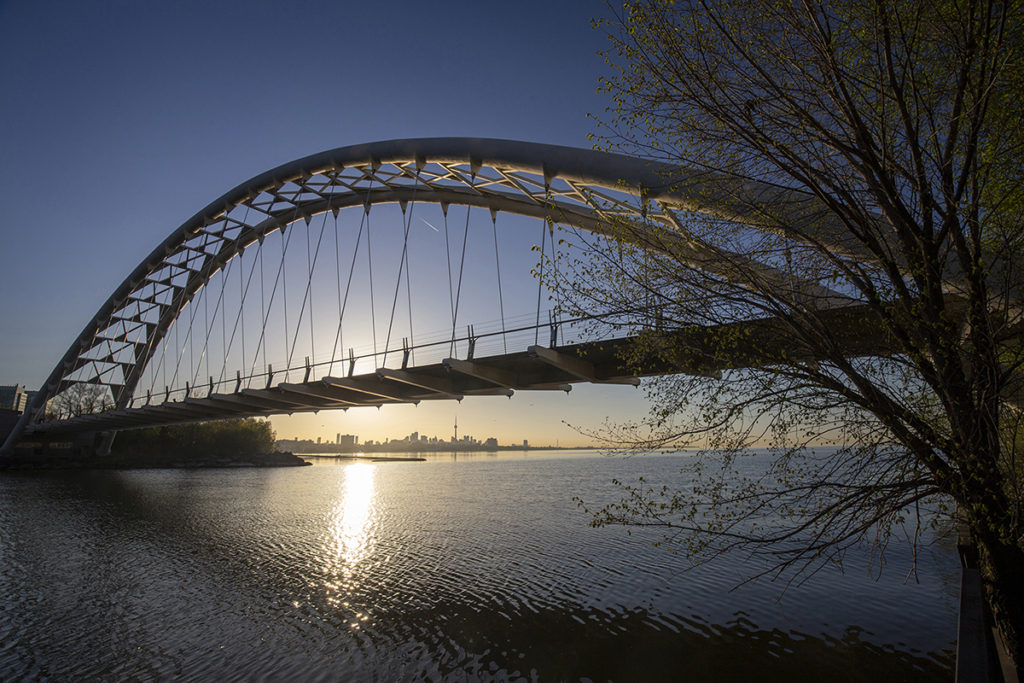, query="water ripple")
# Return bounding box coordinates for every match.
[0,453,956,681]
